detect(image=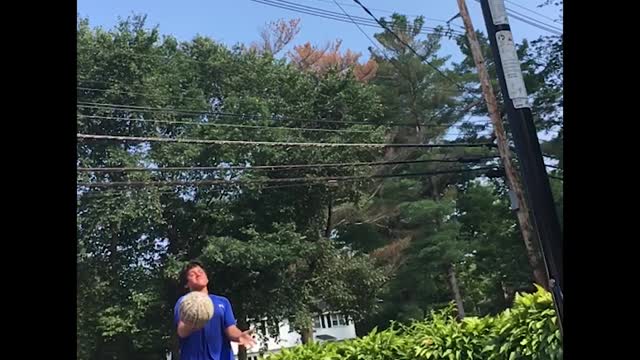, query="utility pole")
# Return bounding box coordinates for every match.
[455,0,548,290]
[478,0,563,335]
